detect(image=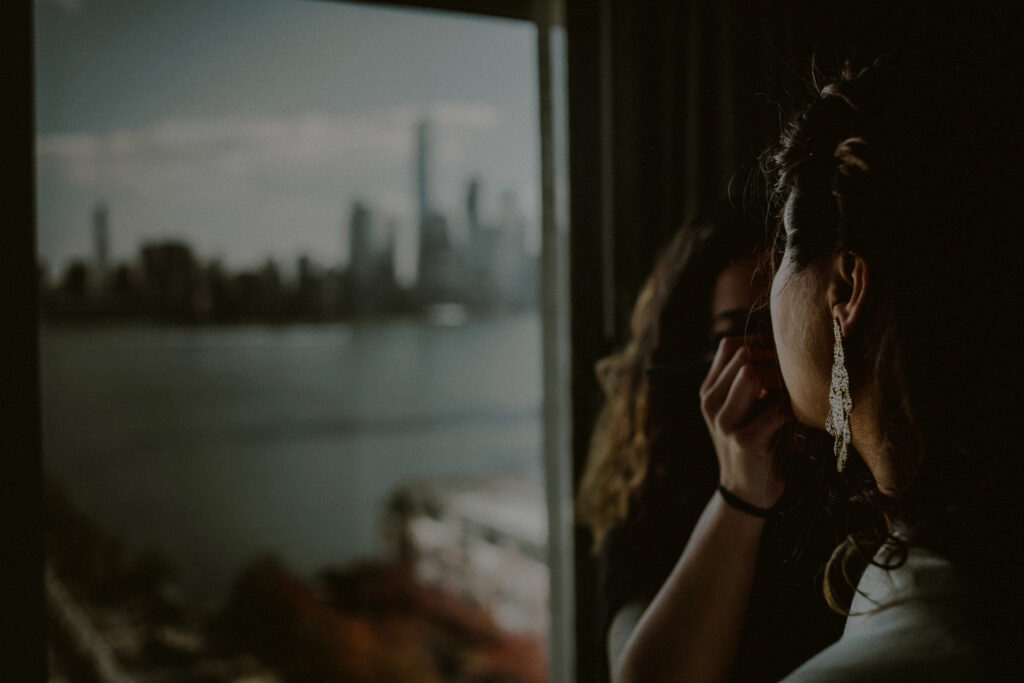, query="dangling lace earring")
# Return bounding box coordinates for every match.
[824,317,853,471]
